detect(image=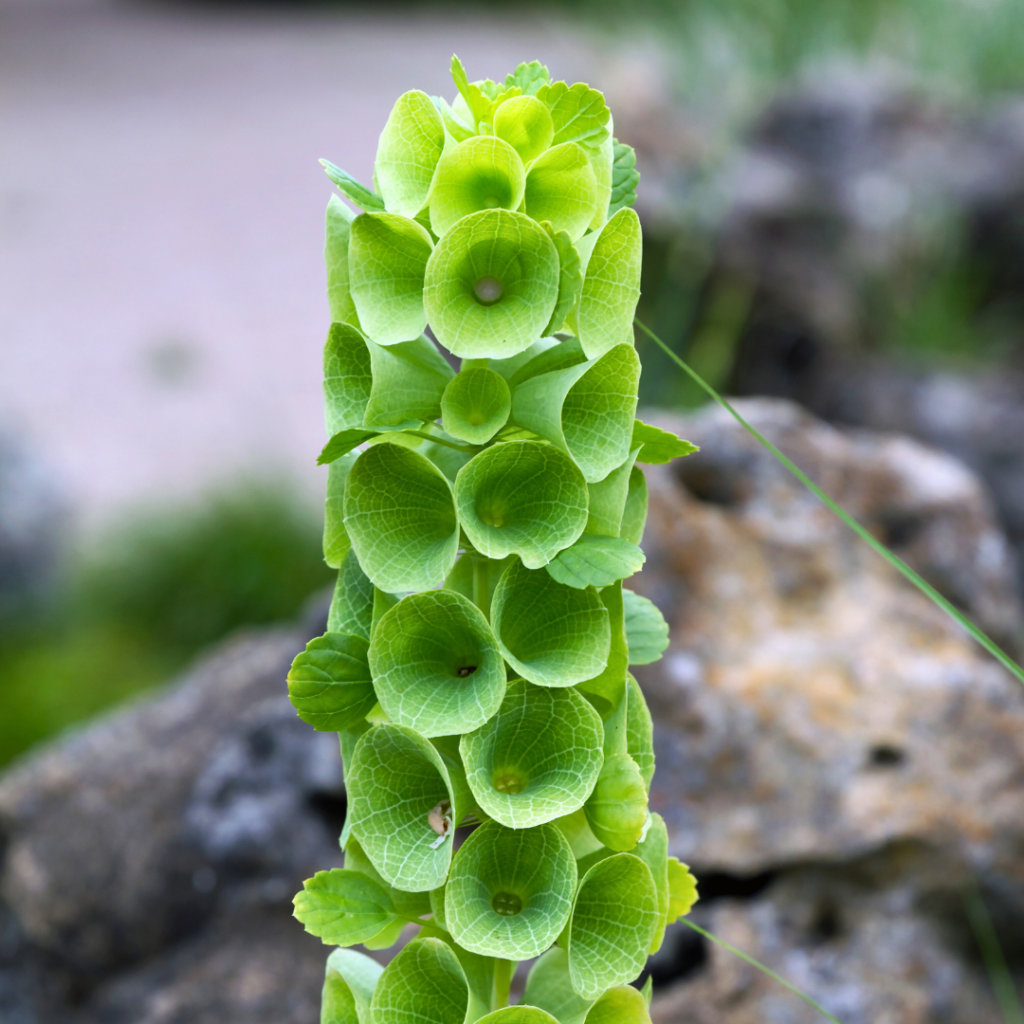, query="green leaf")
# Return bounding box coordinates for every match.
[539,225,583,337]
[504,60,550,96]
[584,986,651,1024]
[450,54,495,131]
[511,343,639,484]
[321,161,386,213]
[567,853,660,1000]
[608,140,640,217]
[454,442,588,569]
[583,752,648,851]
[440,367,511,444]
[622,589,670,666]
[374,90,446,219]
[460,678,604,828]
[586,449,640,538]
[536,81,610,153]
[344,835,433,939]
[491,561,611,686]
[322,947,384,1024]
[368,589,506,738]
[525,143,599,241]
[324,452,358,568]
[493,95,555,164]
[369,937,468,1024]
[424,209,561,359]
[522,948,595,1024]
[546,534,644,589]
[325,196,361,331]
[634,812,669,953]
[318,428,385,466]
[349,213,432,345]
[364,333,455,428]
[324,322,372,435]
[631,419,699,464]
[293,869,399,946]
[626,673,655,792]
[666,859,699,923]
[328,550,375,640]
[571,208,642,360]
[446,820,577,960]
[428,136,526,238]
[287,632,376,733]
[477,1010,560,1024]
[344,443,459,593]
[618,466,648,546]
[347,723,460,892]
